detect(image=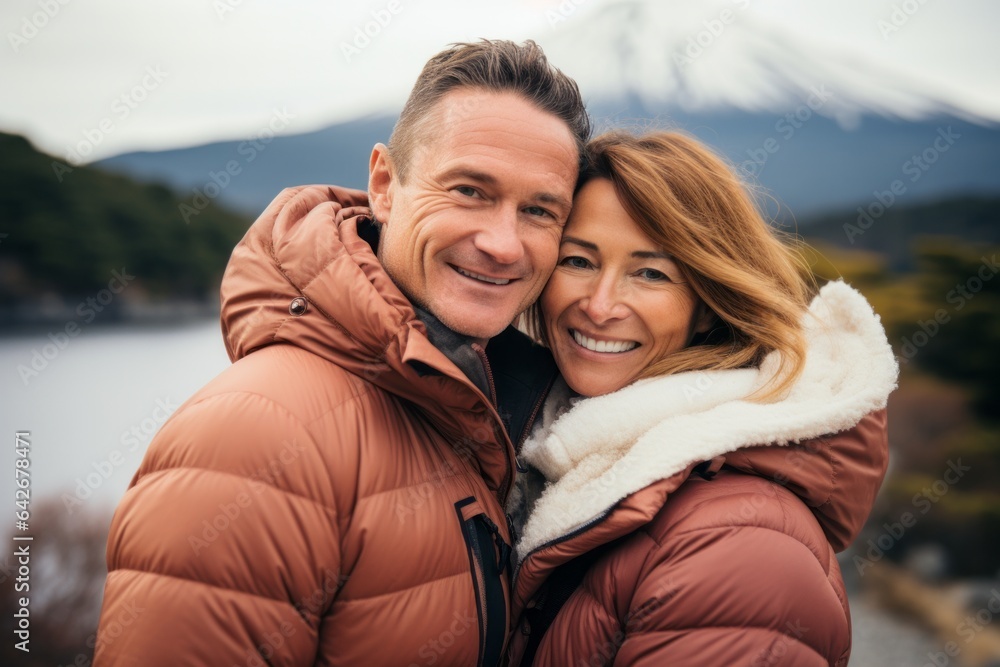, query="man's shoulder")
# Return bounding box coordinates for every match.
[191,344,376,421]
[141,344,392,472]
